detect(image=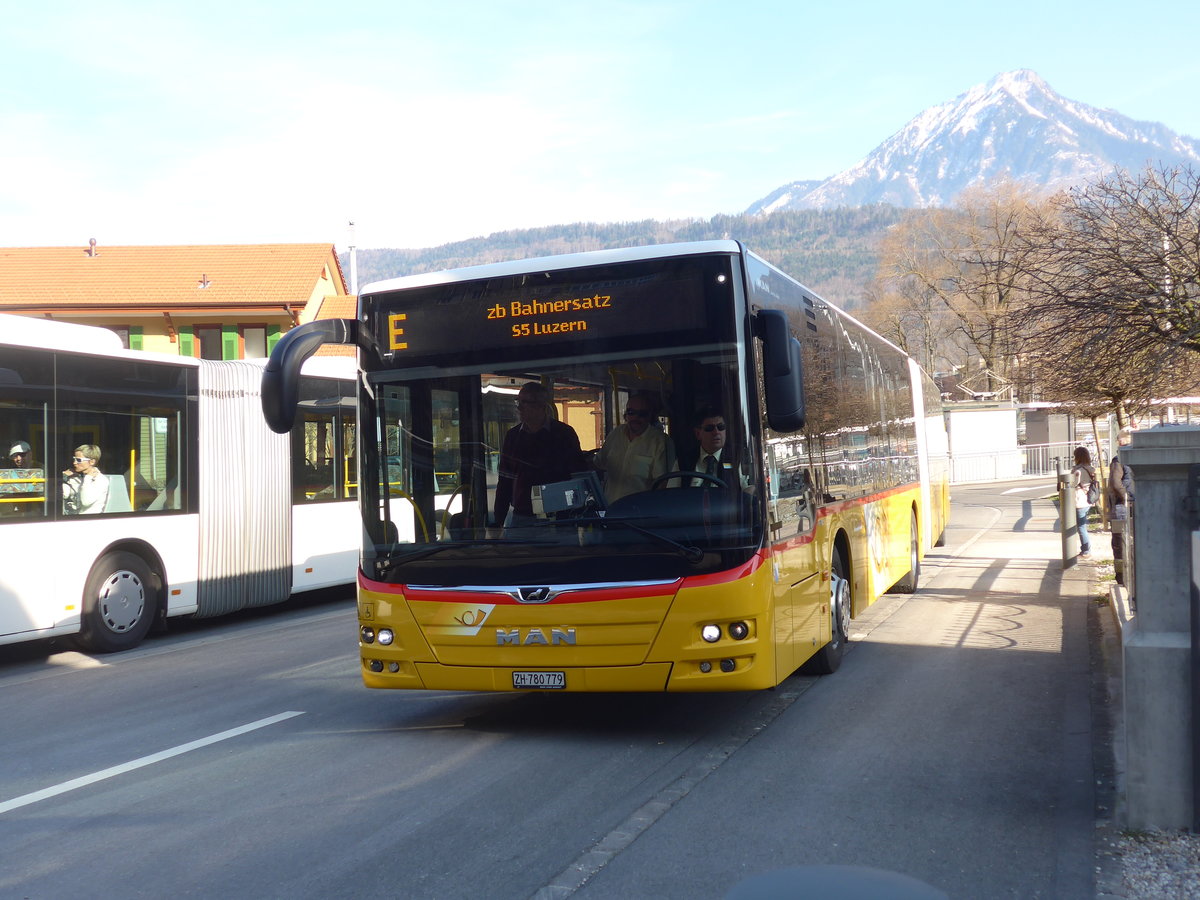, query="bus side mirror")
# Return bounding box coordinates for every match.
[758,309,805,432]
[262,319,358,433]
